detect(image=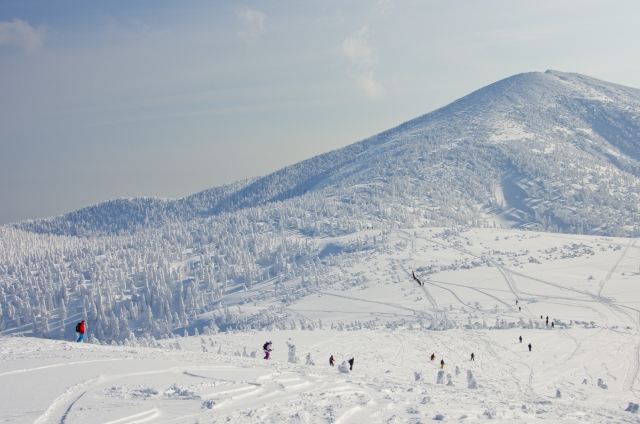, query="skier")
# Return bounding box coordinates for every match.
[551,322,554,328]
[430,353,436,361]
[263,341,273,360]
[516,300,518,305]
[528,343,532,352]
[329,355,335,366]
[546,316,549,326]
[348,357,354,371]
[540,315,543,319]
[519,335,522,343]
[440,359,445,369]
[75,320,85,343]
[470,352,475,361]
[519,306,521,312]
